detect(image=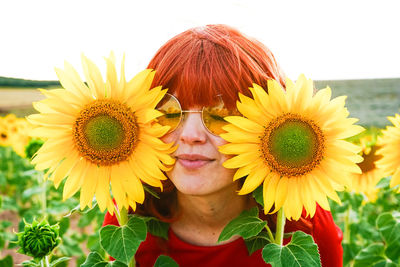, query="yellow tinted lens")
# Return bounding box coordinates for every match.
[203,106,237,135]
[156,94,182,132]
